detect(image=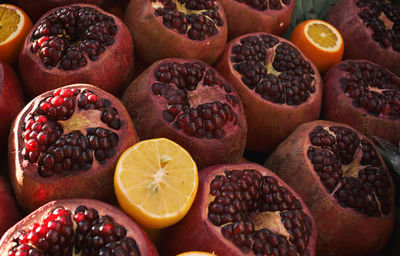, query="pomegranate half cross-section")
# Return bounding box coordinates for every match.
[0,199,158,255]
[9,84,138,213]
[159,162,317,256]
[124,0,227,65]
[18,4,134,98]
[122,58,247,169]
[215,33,322,152]
[265,120,395,256]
